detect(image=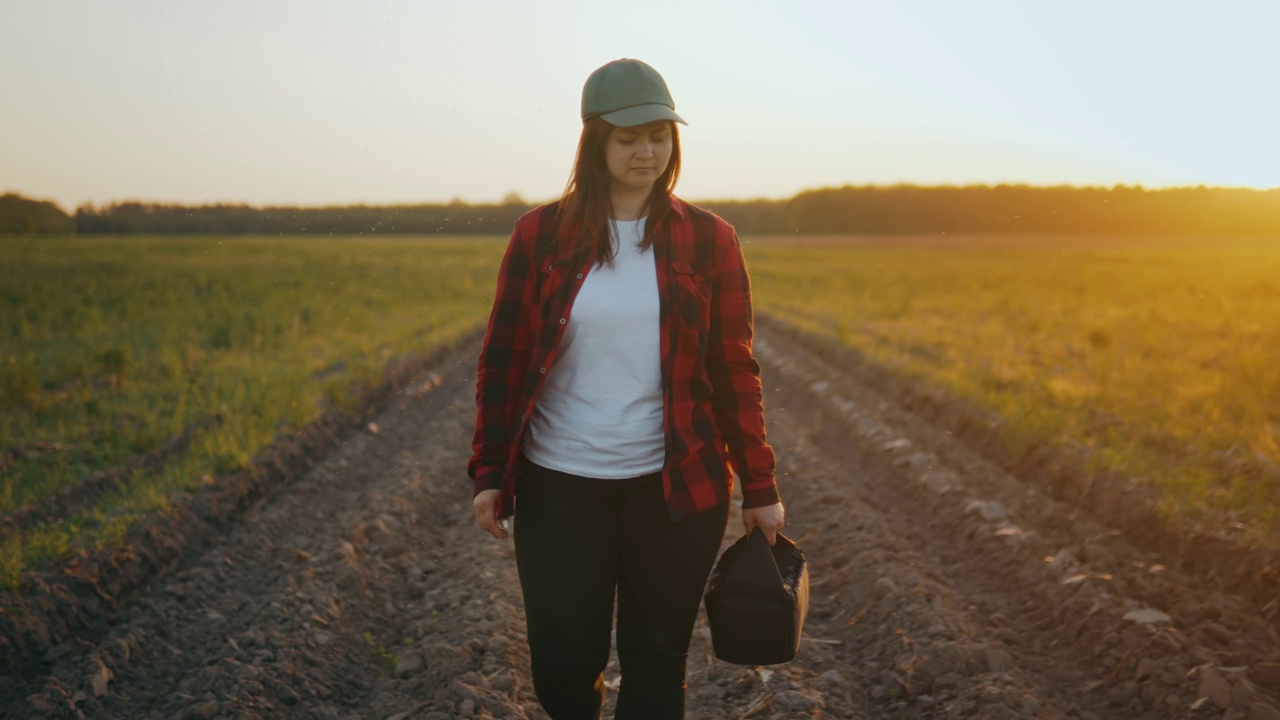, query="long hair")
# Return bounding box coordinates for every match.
[554,117,682,267]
